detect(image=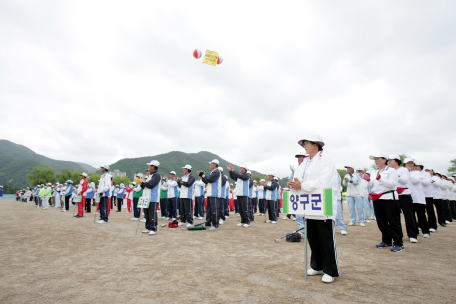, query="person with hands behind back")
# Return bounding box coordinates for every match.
[198,159,222,230]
